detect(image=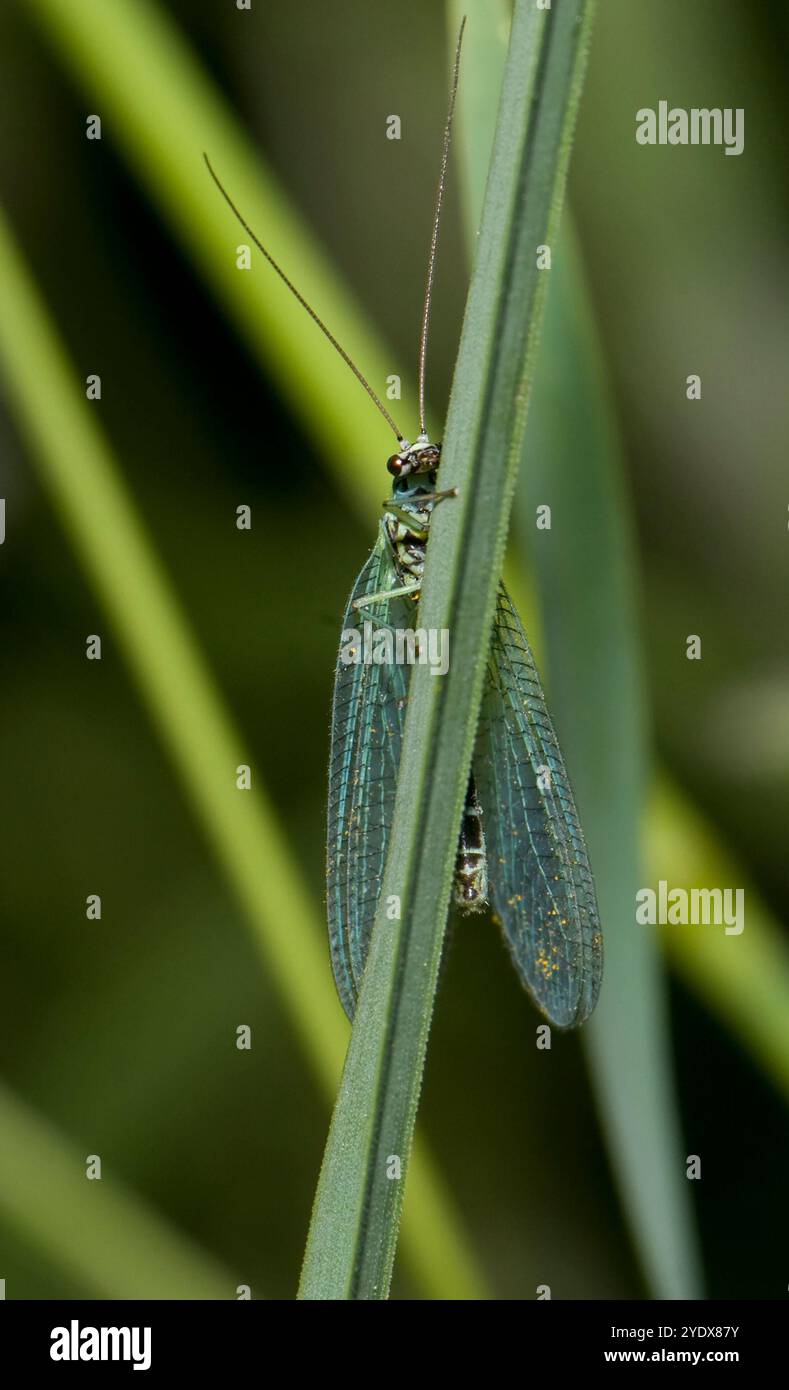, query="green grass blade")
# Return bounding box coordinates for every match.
[0,1082,233,1298]
[0,202,484,1301]
[299,0,598,1300]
